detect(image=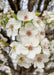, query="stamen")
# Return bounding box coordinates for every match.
[12,46,16,50]
[19,57,24,62]
[28,45,33,50]
[26,30,31,36]
[37,20,41,23]
[37,57,42,62]
[41,32,45,35]
[24,15,28,19]
[44,46,47,49]
[10,24,14,30]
